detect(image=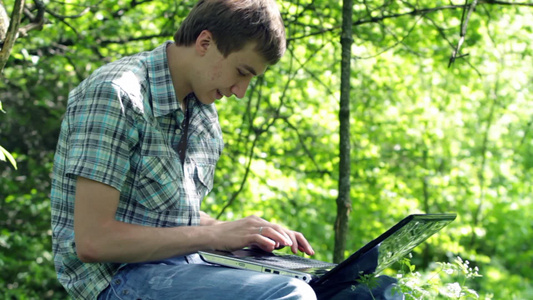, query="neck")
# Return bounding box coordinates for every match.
[166,43,194,110]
